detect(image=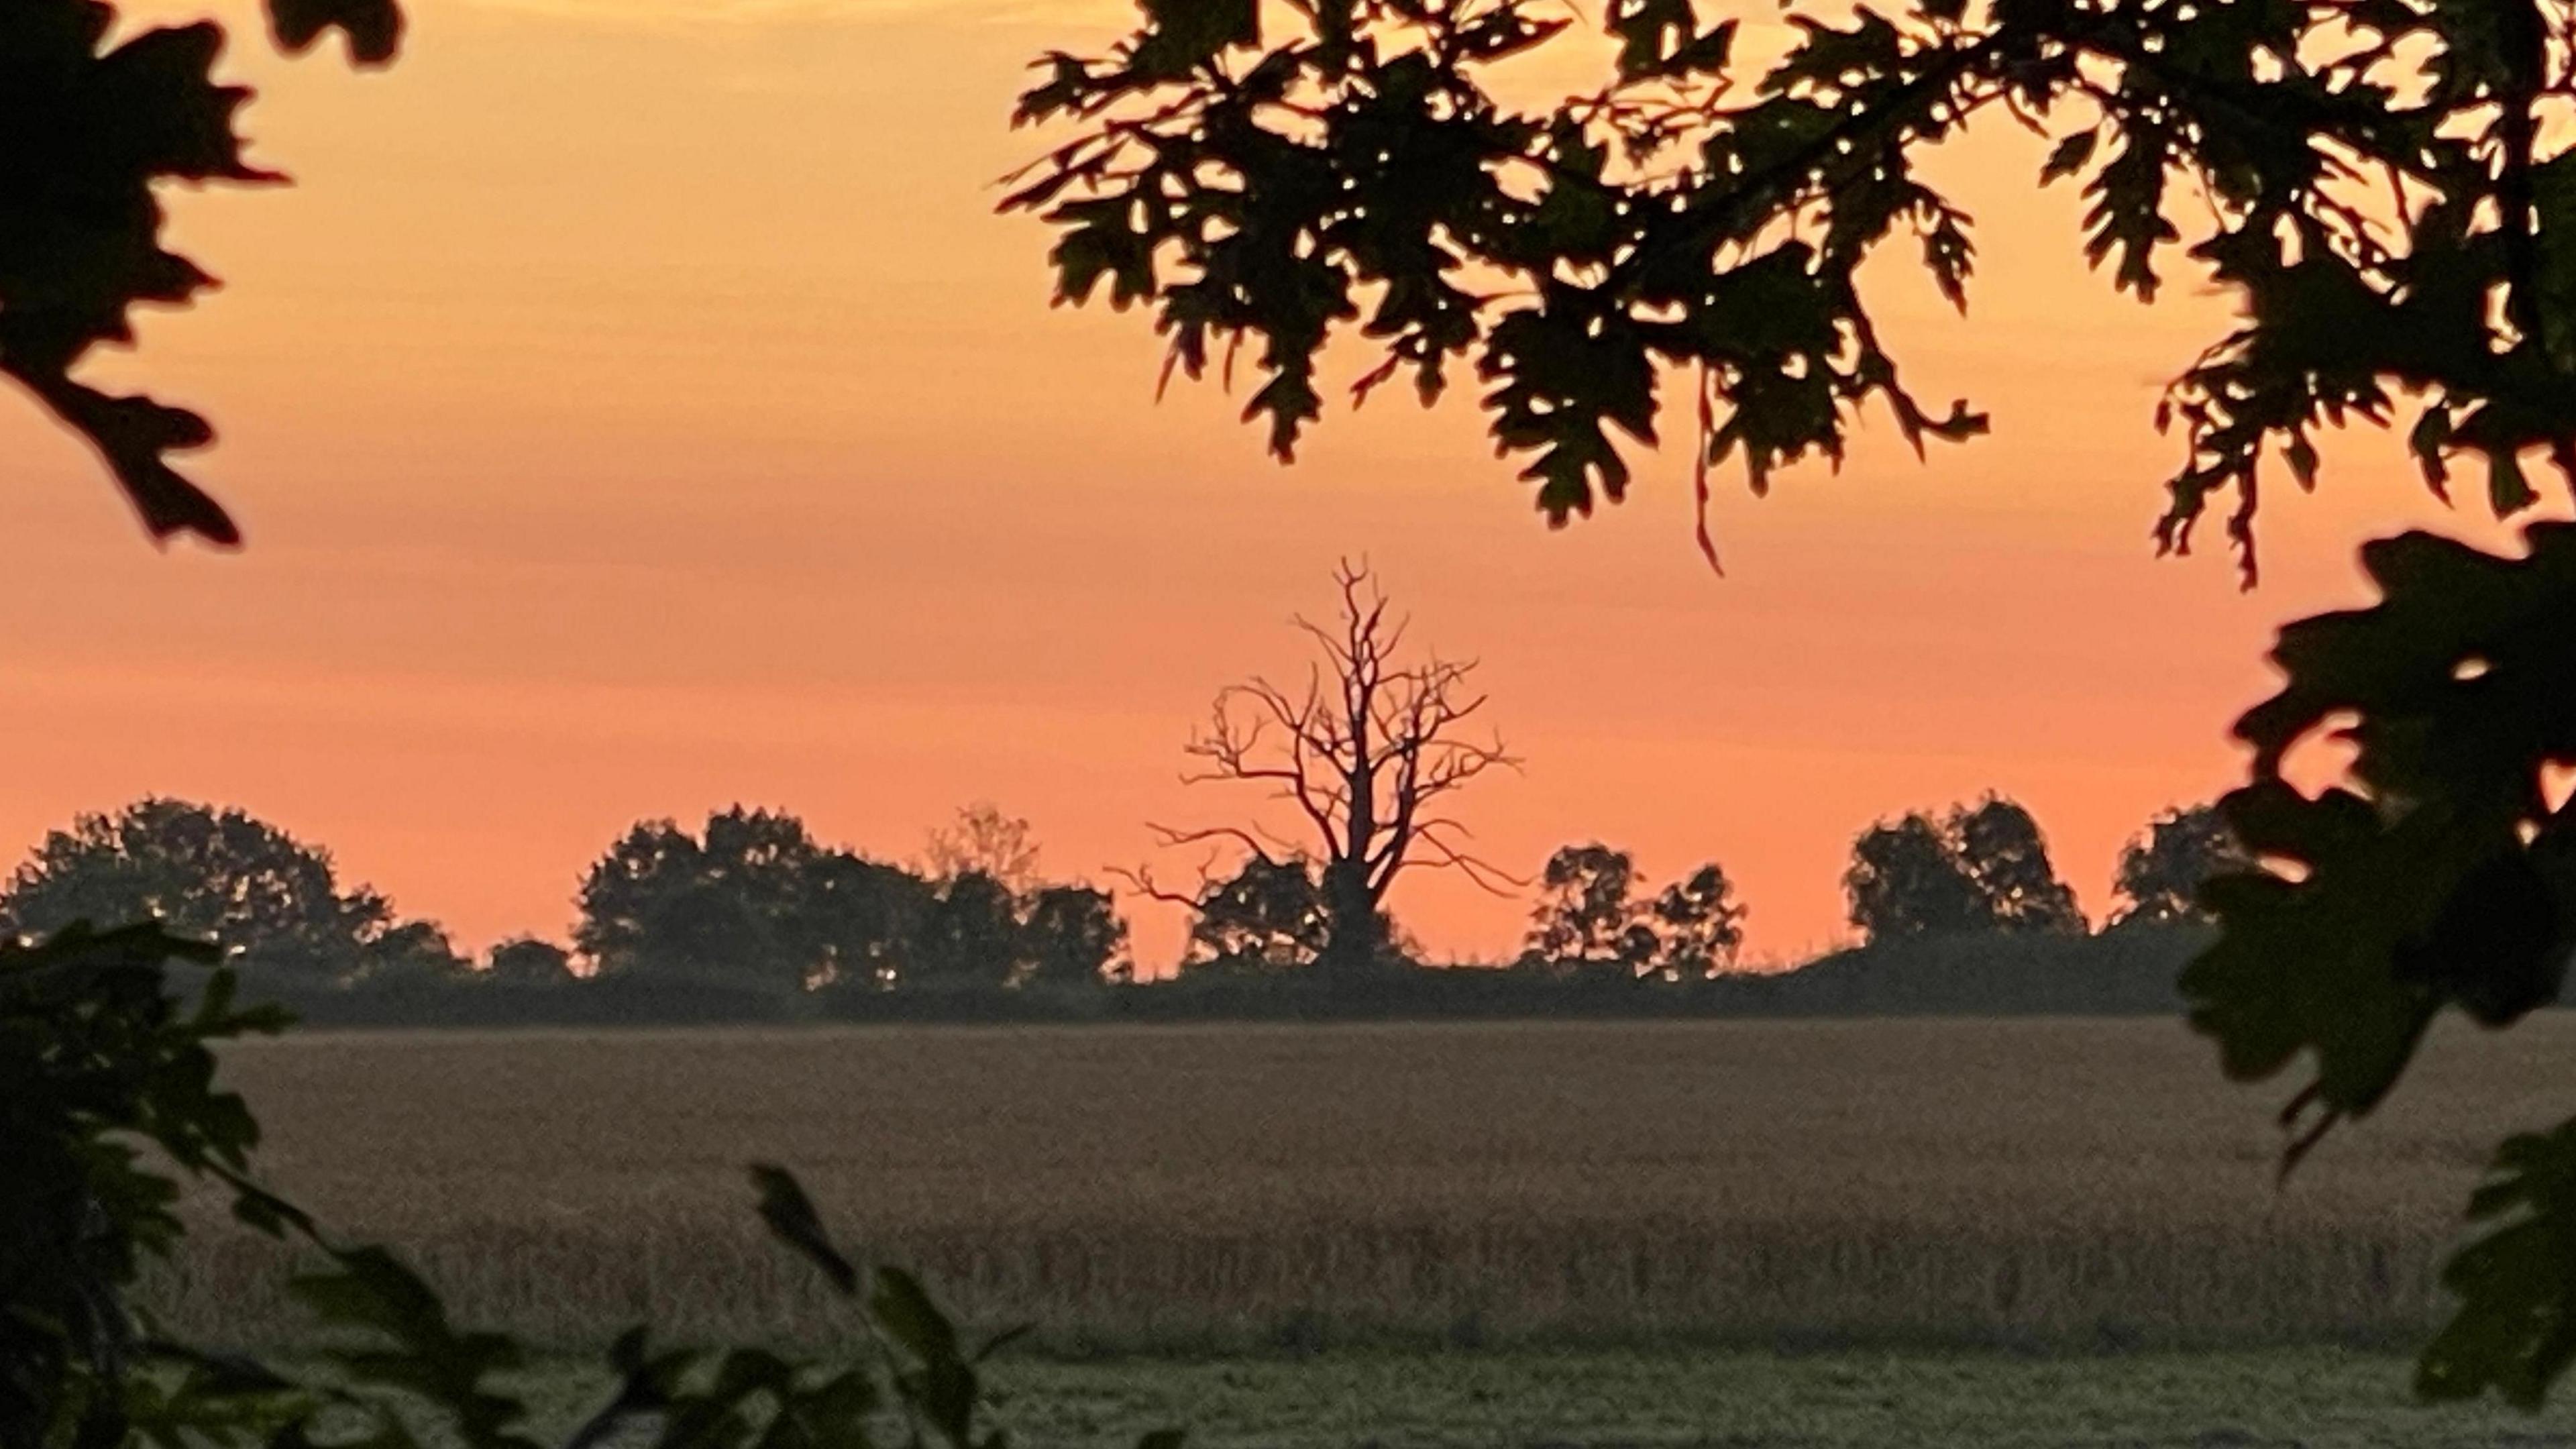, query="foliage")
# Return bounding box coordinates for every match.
[574,807,1130,995]
[363,918,473,986]
[1175,851,1330,974]
[576,808,833,989]
[1845,796,2083,943]
[0,920,261,1449]
[1648,863,1748,978]
[2180,522,2576,1406]
[1523,845,1744,978]
[912,871,1026,990]
[1021,884,1132,987]
[1130,561,1514,977]
[810,851,941,991]
[484,936,577,986]
[1011,0,2576,577]
[1952,797,2087,934]
[2113,803,2249,928]
[1525,844,1655,974]
[0,797,462,986]
[1845,812,1988,942]
[922,804,1043,897]
[0,0,398,543]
